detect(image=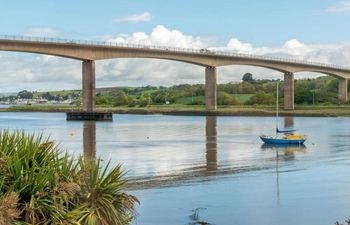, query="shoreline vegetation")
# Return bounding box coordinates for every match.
[3,104,350,117]
[1,75,349,117]
[0,130,138,224]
